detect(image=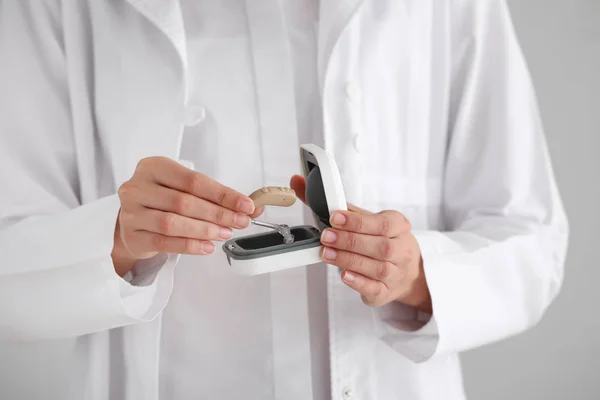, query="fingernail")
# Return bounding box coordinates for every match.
[343,271,356,283]
[323,247,337,261]
[220,227,233,239]
[237,199,255,214]
[321,229,337,243]
[234,213,250,228]
[203,242,215,253]
[331,212,346,226]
